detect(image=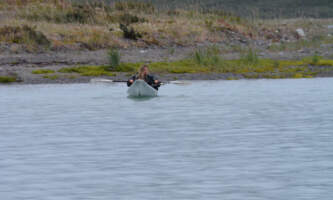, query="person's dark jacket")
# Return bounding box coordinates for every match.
[127,74,161,90]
